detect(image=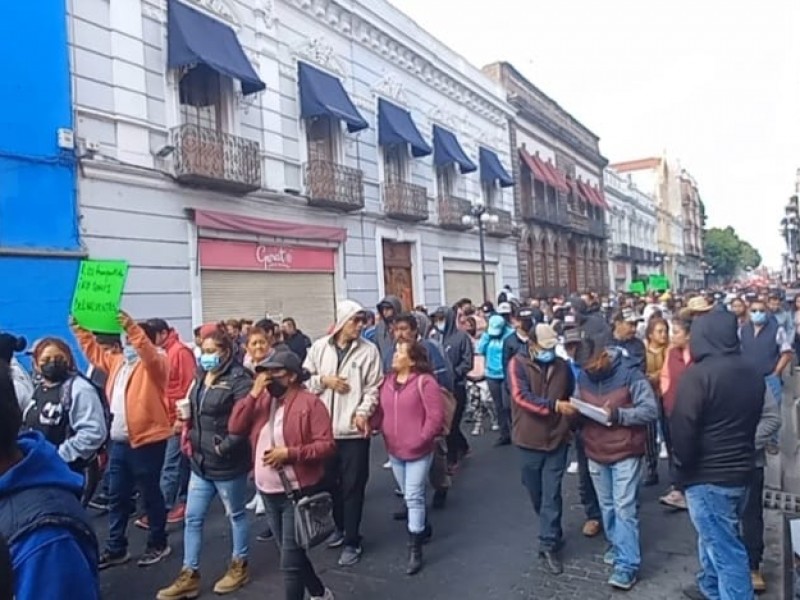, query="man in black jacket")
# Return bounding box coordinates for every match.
[570,296,612,366]
[670,310,763,600]
[280,318,311,363]
[431,306,474,468]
